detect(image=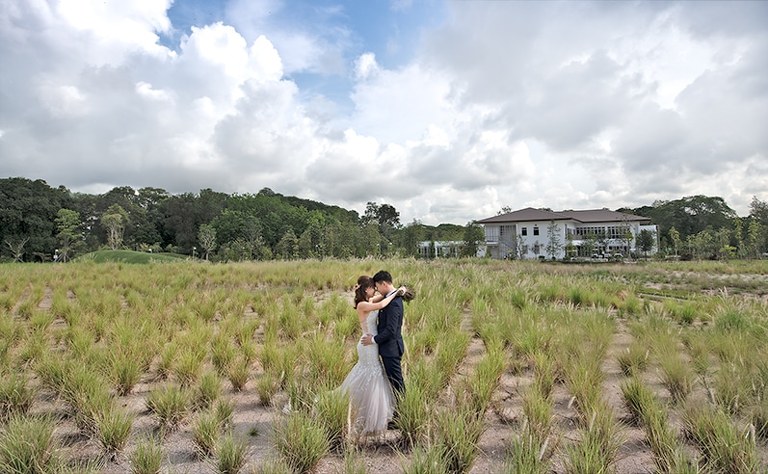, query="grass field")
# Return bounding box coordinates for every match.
[0,258,767,473]
[75,250,192,264]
